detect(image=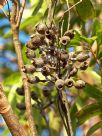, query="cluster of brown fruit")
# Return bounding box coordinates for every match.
[16,22,89,110]
[25,23,89,92]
